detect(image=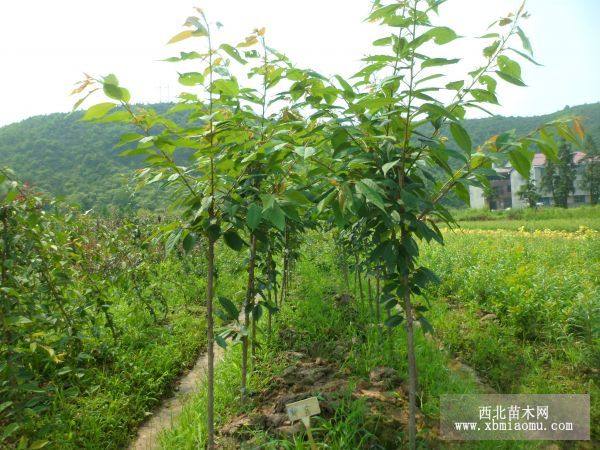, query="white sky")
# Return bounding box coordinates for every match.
[0,0,598,127]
